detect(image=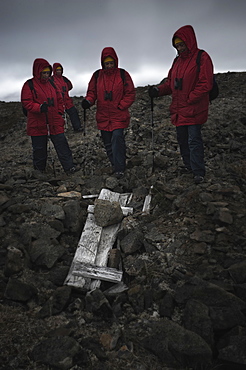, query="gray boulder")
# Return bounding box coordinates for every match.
[94,199,124,227]
[140,318,212,368]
